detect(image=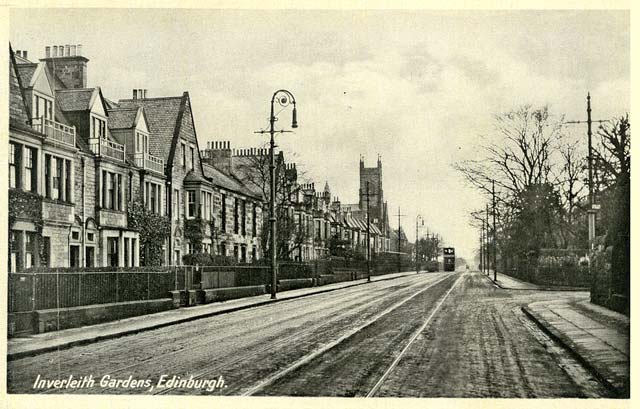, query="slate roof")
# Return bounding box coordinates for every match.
[56,88,96,111]
[107,107,138,130]
[183,170,209,184]
[9,48,31,127]
[202,163,261,200]
[16,64,37,87]
[118,96,184,161]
